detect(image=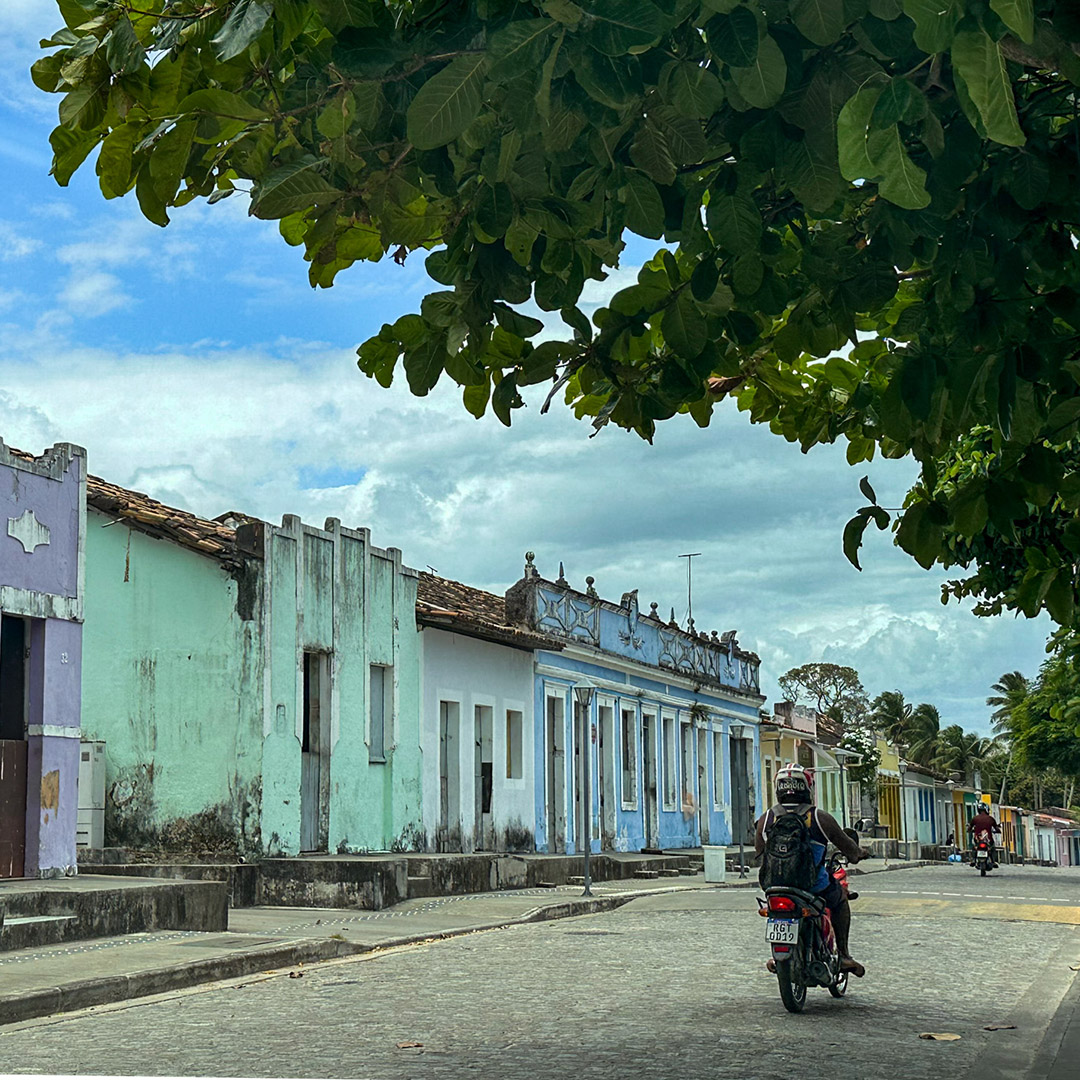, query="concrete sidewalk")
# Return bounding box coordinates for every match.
[0,858,932,1028]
